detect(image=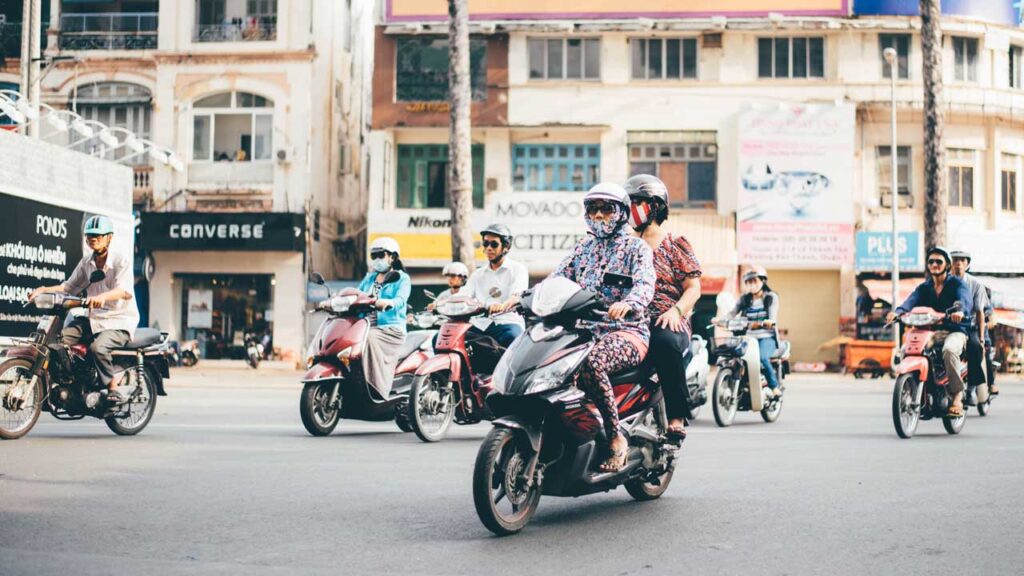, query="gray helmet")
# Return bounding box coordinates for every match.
[480,223,513,247]
[624,174,669,206]
[950,249,971,263]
